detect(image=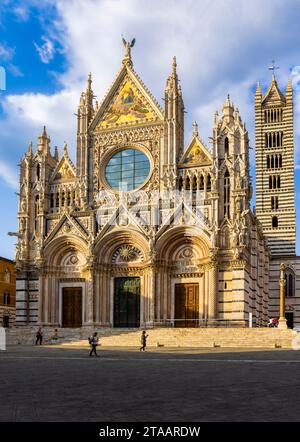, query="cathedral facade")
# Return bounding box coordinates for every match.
[16,44,292,330]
